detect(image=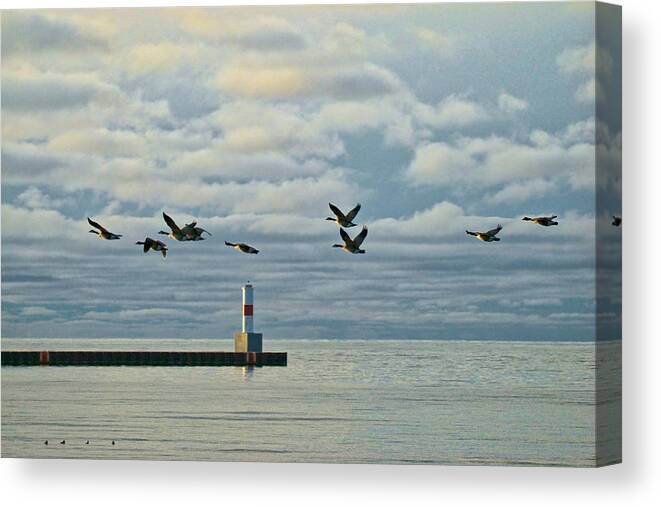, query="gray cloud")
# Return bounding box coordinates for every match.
[233,29,306,51]
[1,12,107,57]
[1,76,100,112]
